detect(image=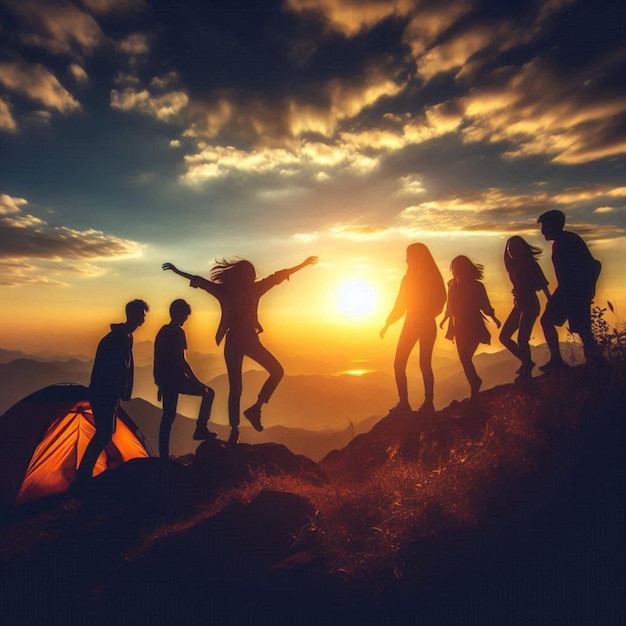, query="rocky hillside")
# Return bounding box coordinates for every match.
[0,362,624,625]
